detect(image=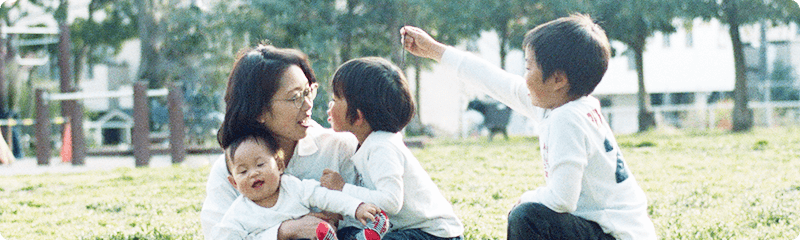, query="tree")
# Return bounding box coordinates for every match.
[686,0,800,132]
[473,0,572,70]
[134,0,168,88]
[0,0,22,115]
[70,0,137,87]
[337,0,491,134]
[592,0,681,132]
